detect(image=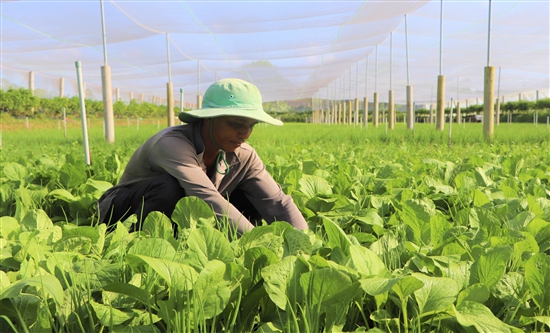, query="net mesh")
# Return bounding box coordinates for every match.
[1,0,548,107]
